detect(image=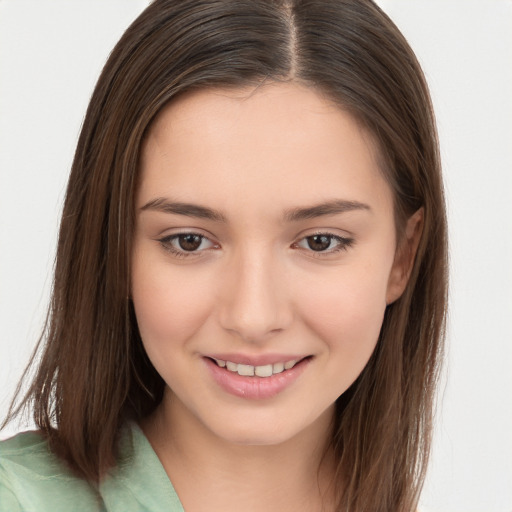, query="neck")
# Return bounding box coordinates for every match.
[141,388,337,512]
